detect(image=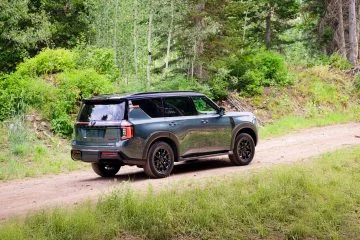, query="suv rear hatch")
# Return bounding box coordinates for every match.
[74,99,127,146]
